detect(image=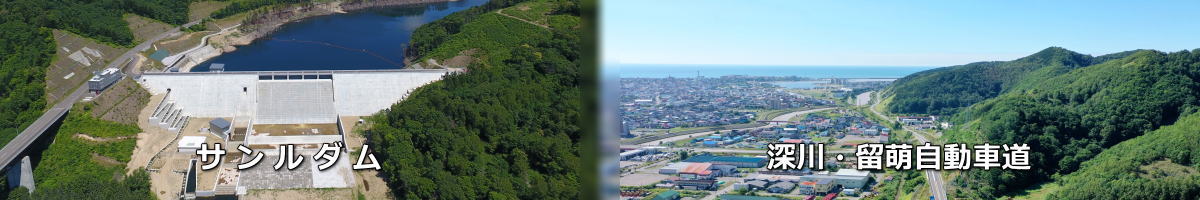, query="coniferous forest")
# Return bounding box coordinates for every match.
[366,0,582,199]
[883,47,1200,199]
[0,1,192,199]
